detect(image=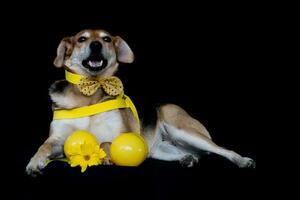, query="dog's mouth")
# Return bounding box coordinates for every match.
[82,55,108,72]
